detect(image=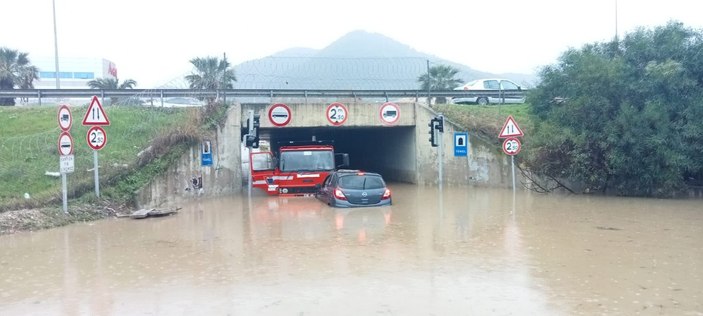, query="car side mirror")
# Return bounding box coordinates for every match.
[518,86,522,91]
